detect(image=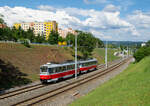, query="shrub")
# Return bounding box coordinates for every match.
[18,38,30,48]
[133,46,150,62]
